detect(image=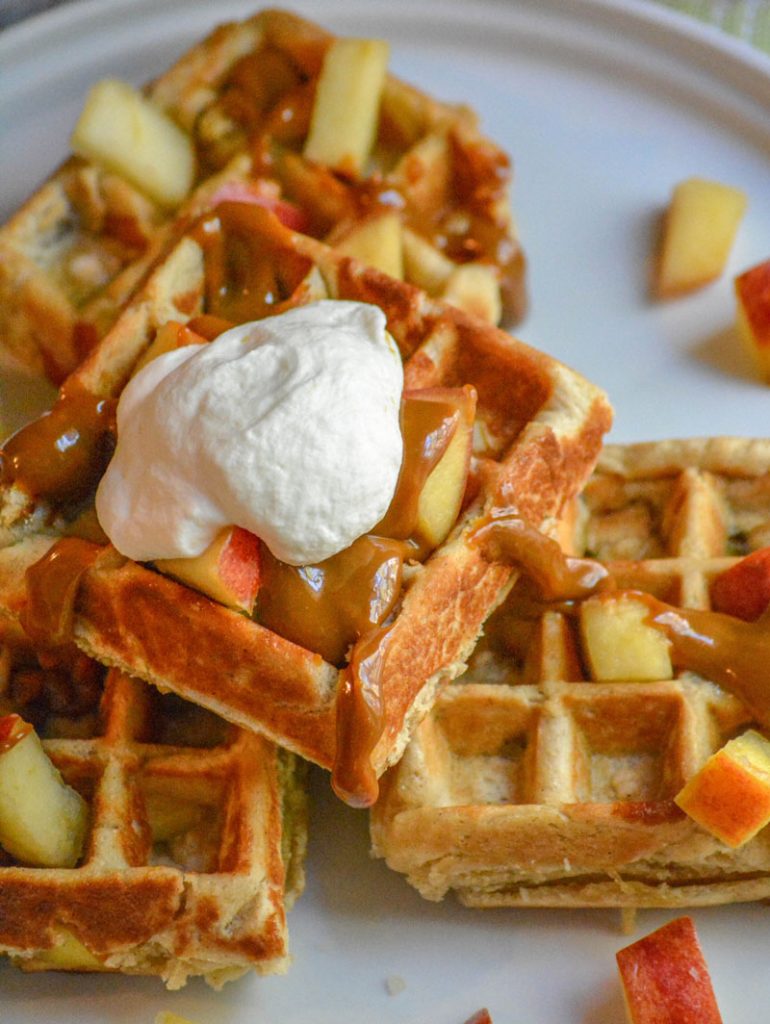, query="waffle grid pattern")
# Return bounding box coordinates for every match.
[372,439,770,907]
[0,648,304,987]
